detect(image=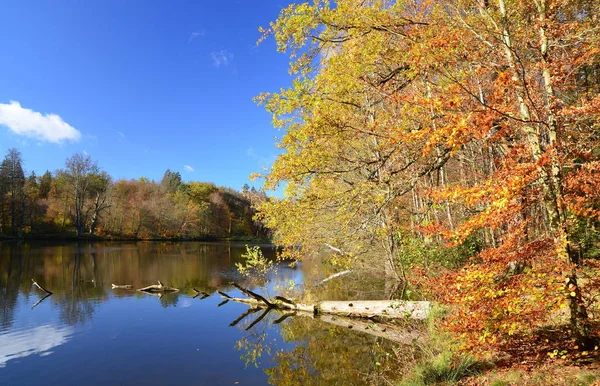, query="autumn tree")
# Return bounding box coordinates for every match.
[0,147,267,241]
[87,171,112,235]
[257,0,600,350]
[63,153,101,235]
[38,170,52,199]
[161,169,183,194]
